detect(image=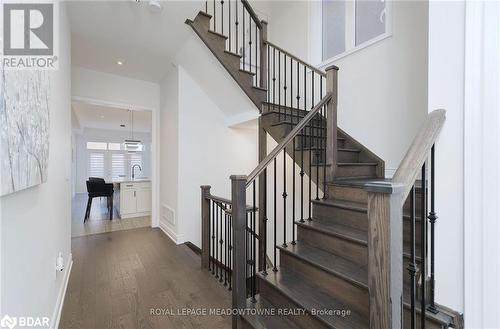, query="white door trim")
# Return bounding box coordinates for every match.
[463,1,500,328]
